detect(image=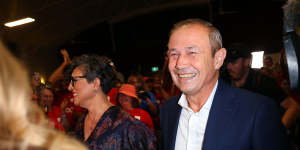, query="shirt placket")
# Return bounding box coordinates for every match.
[187,112,203,150]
